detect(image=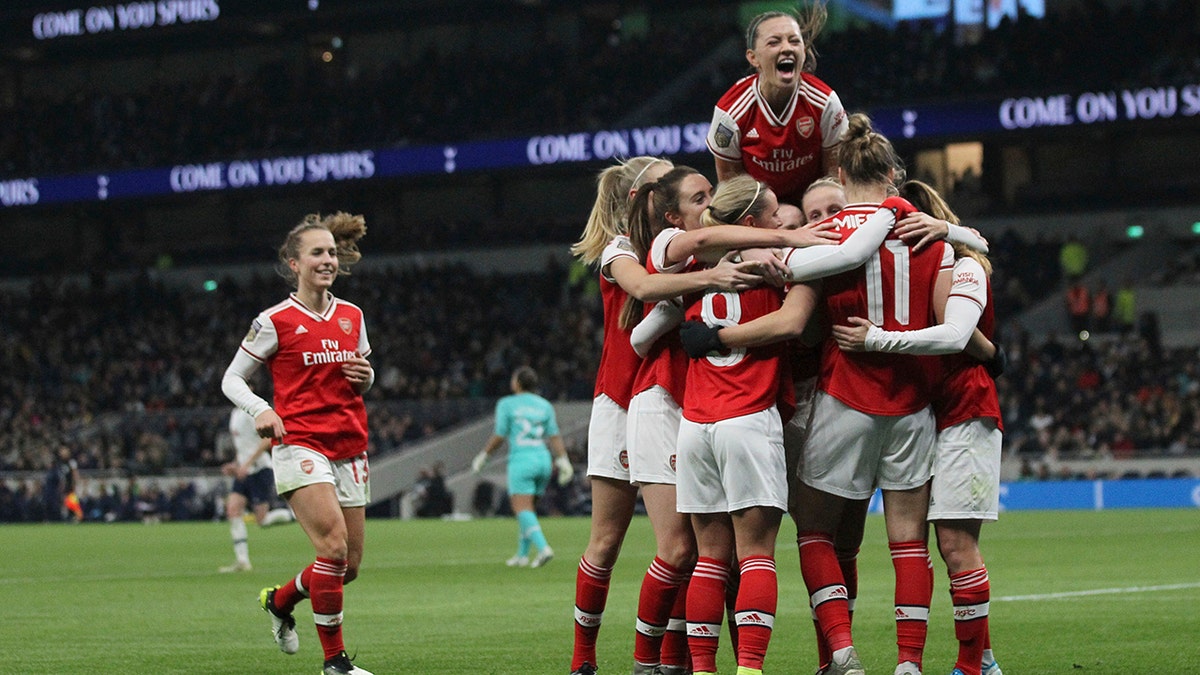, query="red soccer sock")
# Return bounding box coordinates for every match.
[810,545,860,669]
[798,533,853,652]
[687,557,729,674]
[572,556,612,670]
[950,566,991,675]
[661,574,690,670]
[309,557,347,660]
[733,555,777,671]
[890,540,933,667]
[273,564,314,613]
[634,557,685,666]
